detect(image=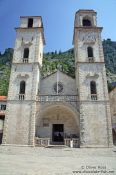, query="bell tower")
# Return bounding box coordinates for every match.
[73,10,113,147]
[2,16,45,145]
